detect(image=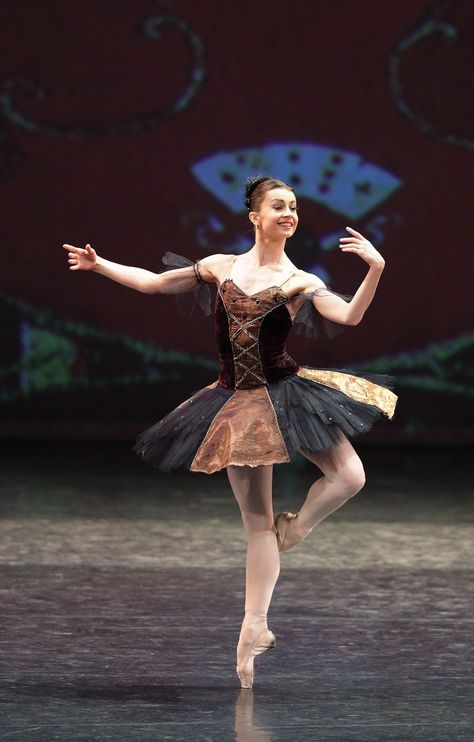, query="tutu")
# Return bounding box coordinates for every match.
[134,253,398,474]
